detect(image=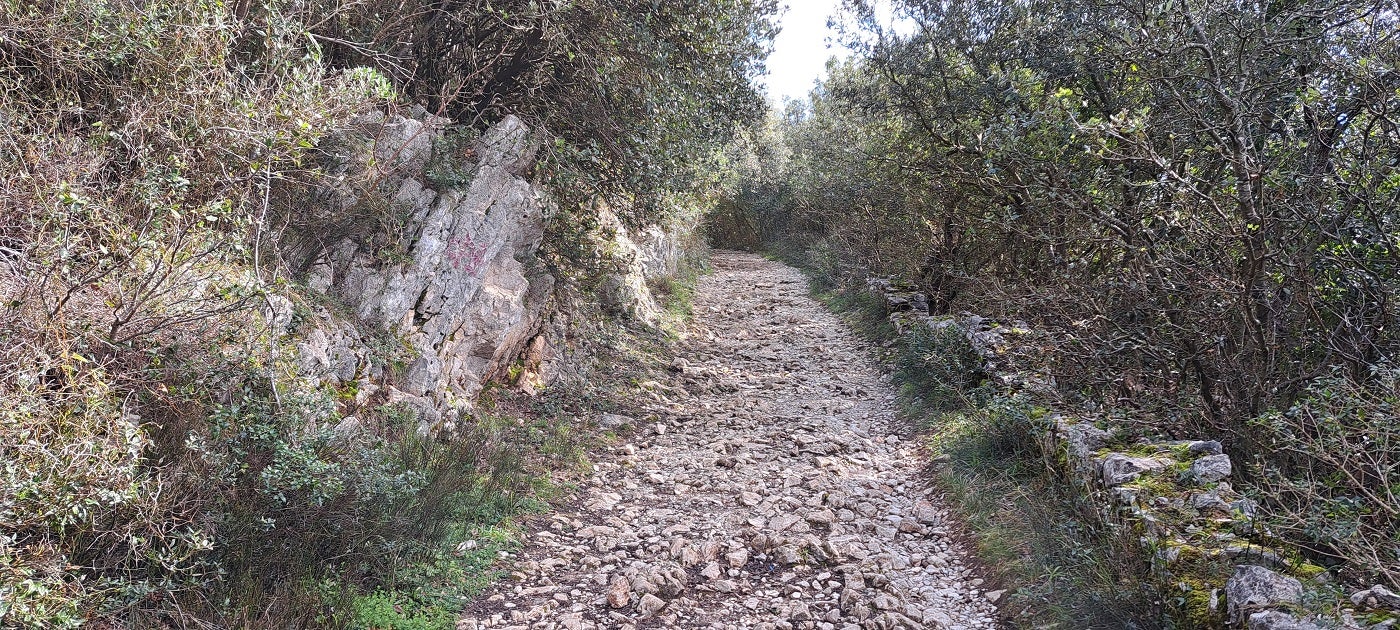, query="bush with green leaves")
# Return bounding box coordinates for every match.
[1,341,560,626]
[895,323,988,414]
[351,590,453,630]
[316,0,780,222]
[0,356,174,629]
